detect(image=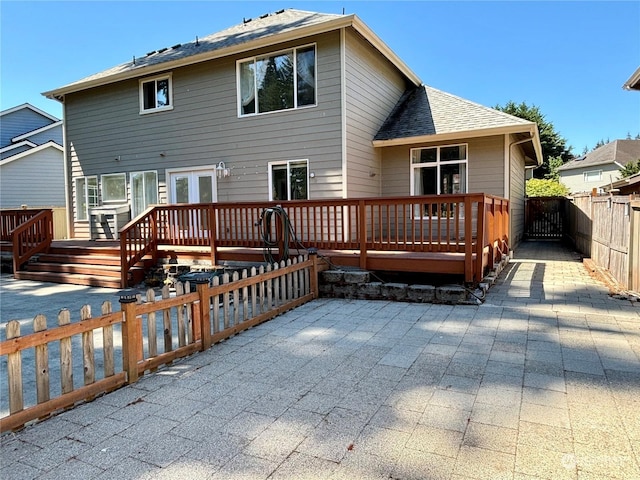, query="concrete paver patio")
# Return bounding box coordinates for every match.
[1,241,639,479]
